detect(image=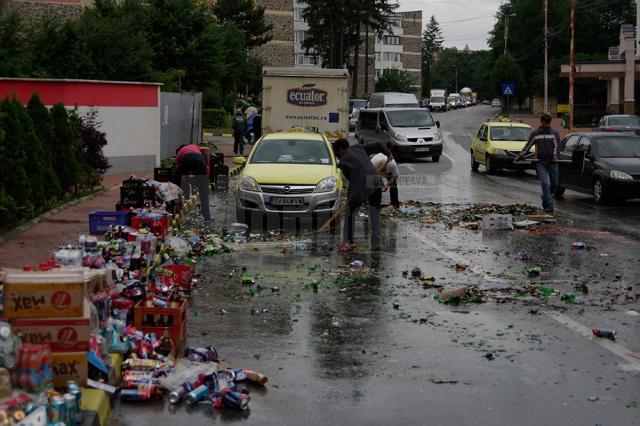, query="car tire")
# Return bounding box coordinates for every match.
[592,178,608,205]
[432,155,440,163]
[471,150,479,172]
[485,154,497,174]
